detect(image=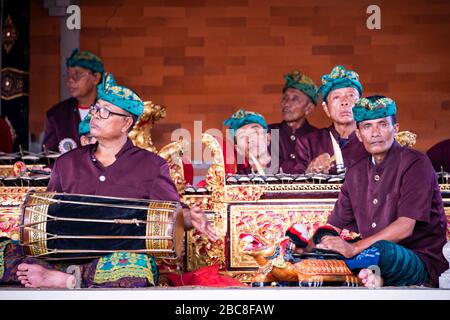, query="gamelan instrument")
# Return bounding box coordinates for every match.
[20,191,184,260]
